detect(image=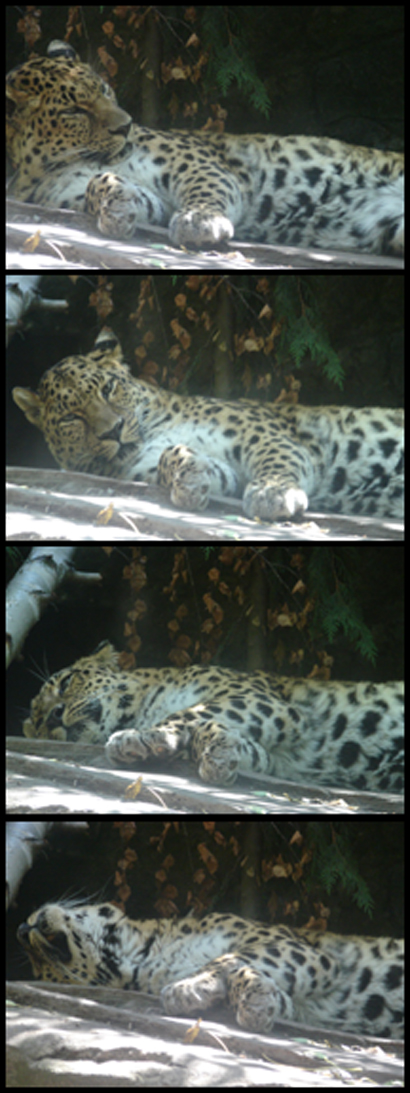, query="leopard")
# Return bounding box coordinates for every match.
[21,640,404,794]
[12,329,404,523]
[6,41,404,255]
[17,901,404,1038]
